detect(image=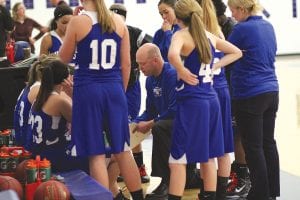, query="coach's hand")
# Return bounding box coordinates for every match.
[133,120,154,134]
